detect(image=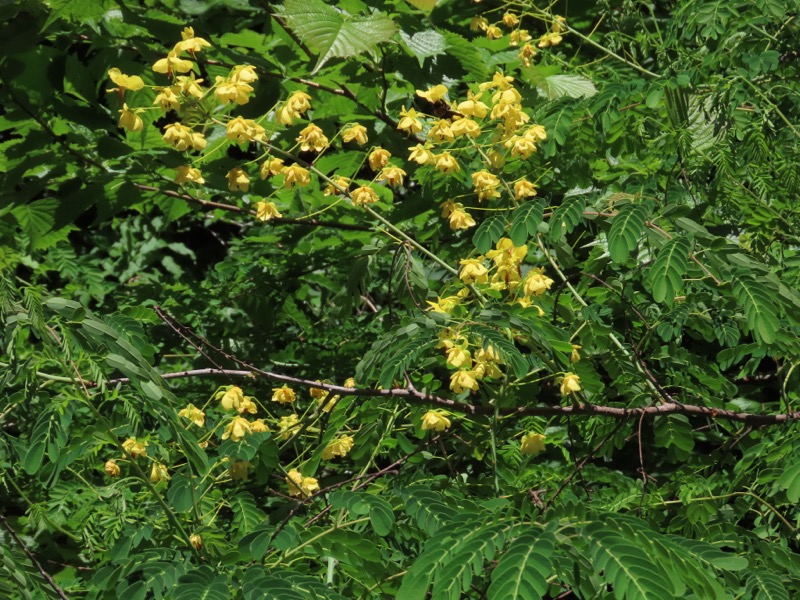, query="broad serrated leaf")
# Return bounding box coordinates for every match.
[647,237,691,305]
[279,0,397,73]
[487,531,554,599]
[608,203,651,263]
[731,277,780,345]
[548,195,586,242]
[471,325,528,379]
[441,31,488,81]
[473,214,507,253]
[12,198,58,241]
[399,29,446,66]
[510,201,544,246]
[537,74,597,100]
